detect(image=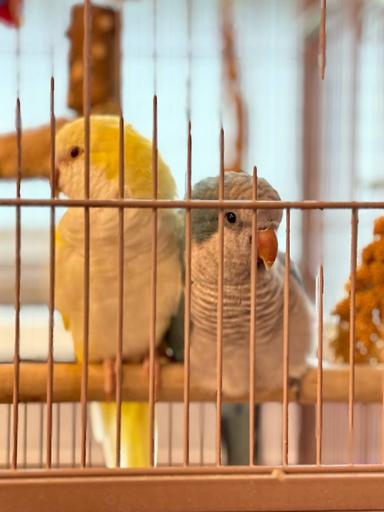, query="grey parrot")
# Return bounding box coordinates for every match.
[187,170,314,464]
